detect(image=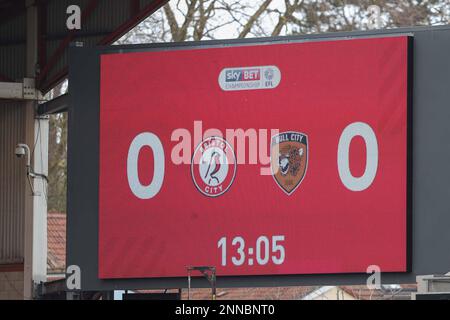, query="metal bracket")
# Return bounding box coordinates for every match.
[0,78,43,100]
[187,266,216,300]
